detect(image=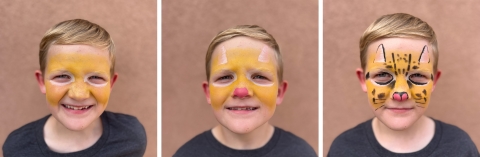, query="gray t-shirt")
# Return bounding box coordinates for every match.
[174,127,317,157]
[3,111,147,157]
[328,118,479,157]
